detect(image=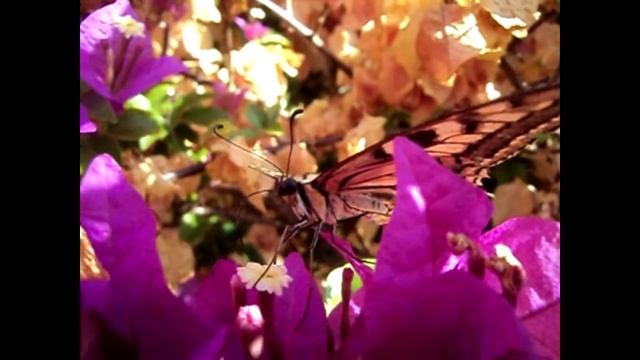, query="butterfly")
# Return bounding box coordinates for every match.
[211,79,560,276]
